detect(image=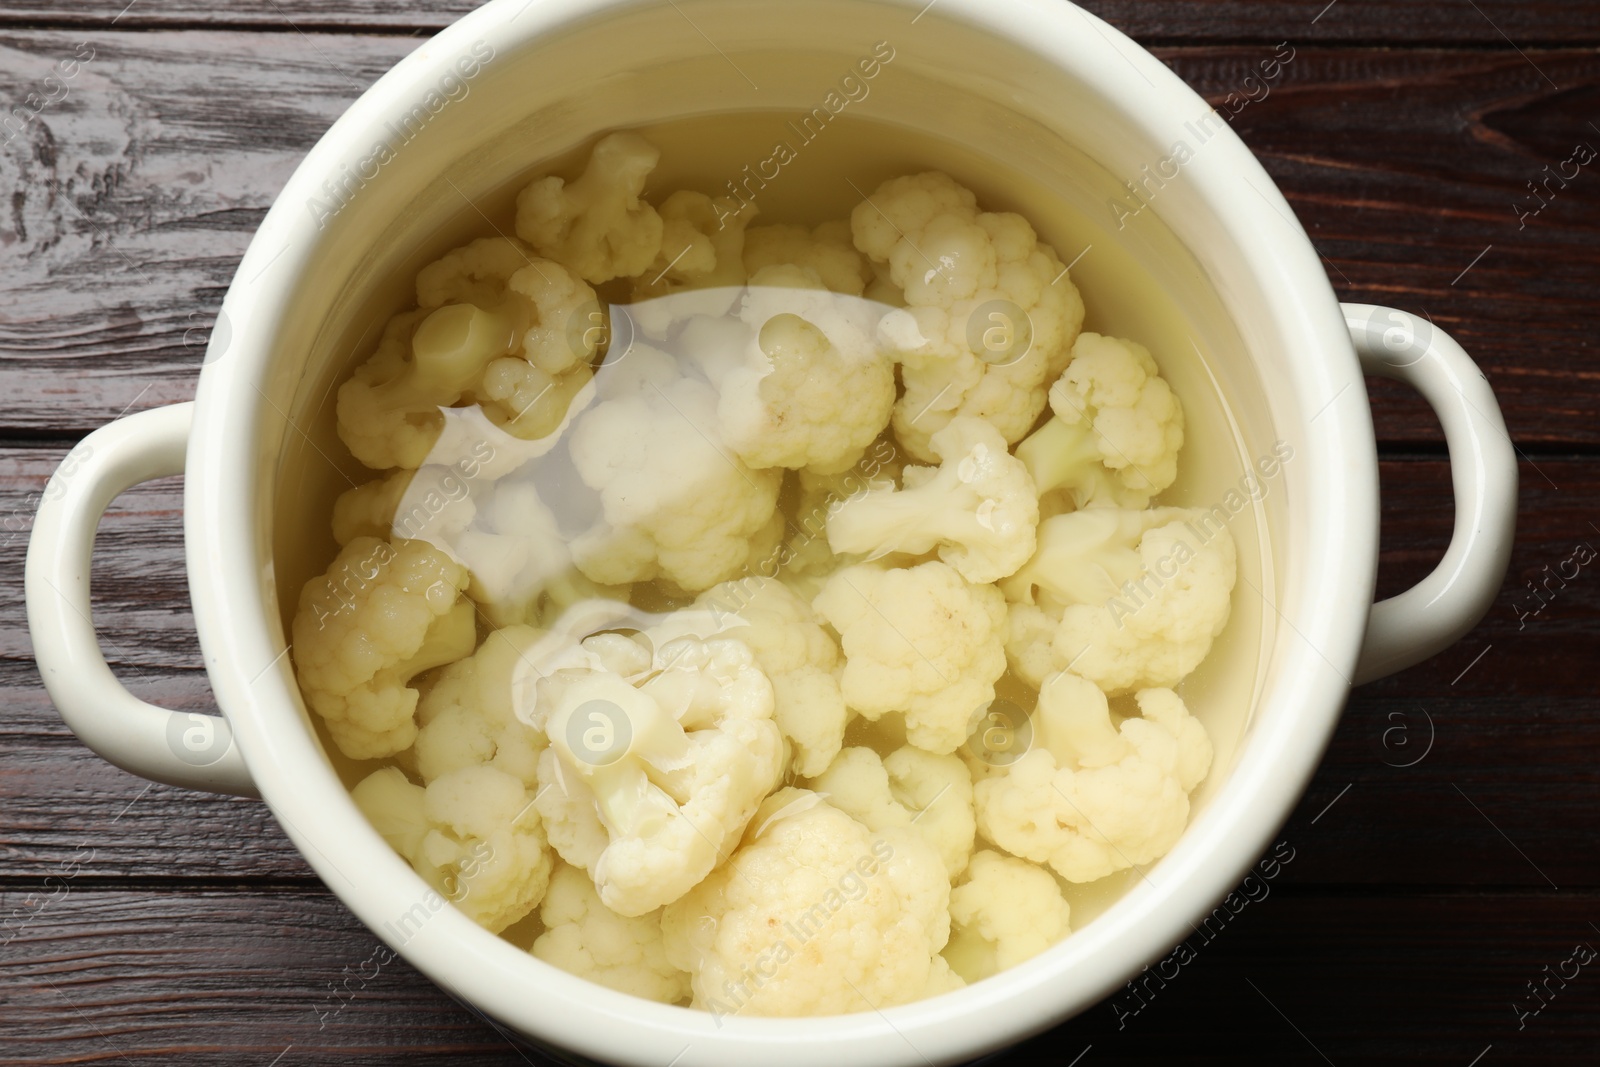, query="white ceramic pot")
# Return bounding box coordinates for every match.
[26,1,1517,1063]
